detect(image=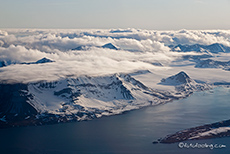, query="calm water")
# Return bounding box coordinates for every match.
[1,87,230,154]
